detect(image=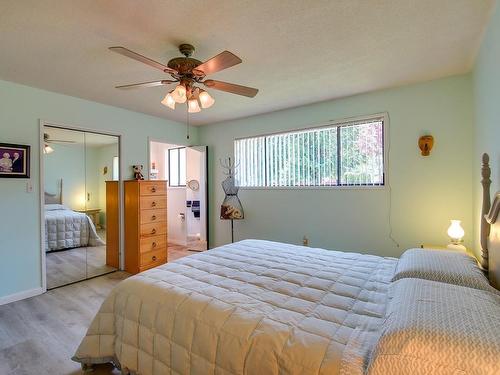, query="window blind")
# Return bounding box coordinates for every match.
[235,117,384,187]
